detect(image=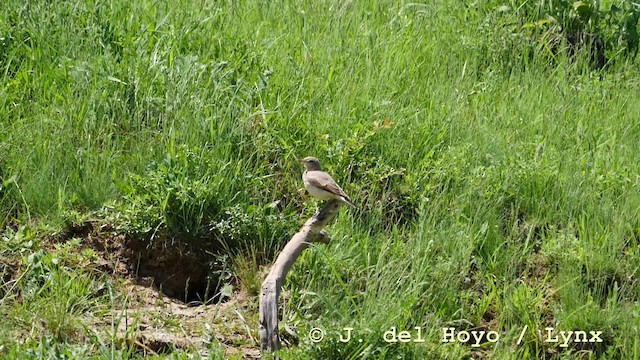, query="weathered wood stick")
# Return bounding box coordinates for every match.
[259,199,343,352]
